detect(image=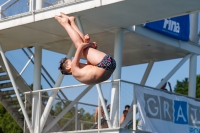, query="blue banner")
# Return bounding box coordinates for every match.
[144,15,190,41]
